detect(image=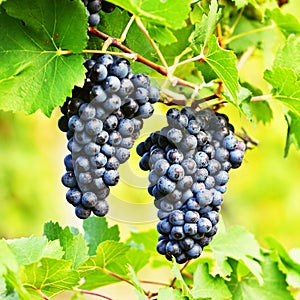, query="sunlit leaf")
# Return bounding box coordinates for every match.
[20,258,80,298]
[0,0,88,116]
[83,216,120,256]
